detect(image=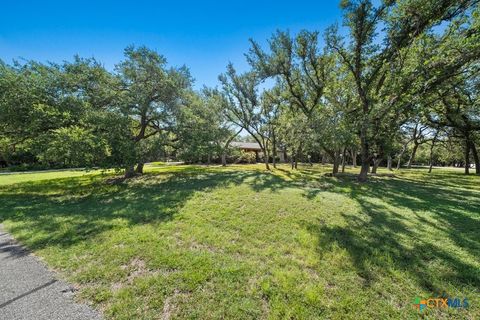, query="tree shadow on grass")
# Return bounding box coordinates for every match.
[1,166,478,295]
[0,169,270,251]
[362,177,480,257]
[305,173,480,293]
